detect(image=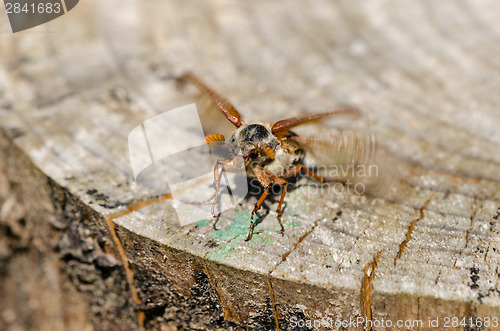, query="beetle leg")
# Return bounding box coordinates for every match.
[282,164,302,178]
[283,164,329,183]
[247,167,287,240]
[271,175,287,235]
[210,160,224,217]
[246,167,270,241]
[298,165,327,183]
[247,186,270,241]
[210,158,242,217]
